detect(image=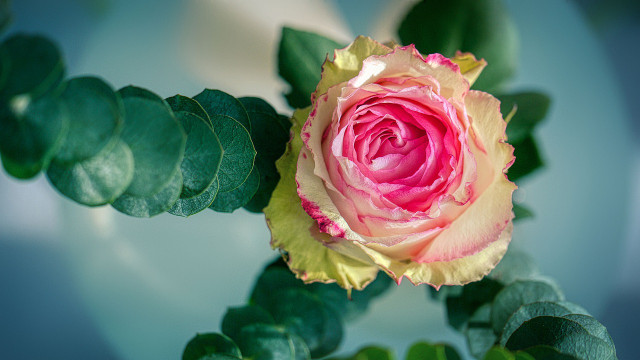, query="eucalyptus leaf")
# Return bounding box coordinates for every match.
[521,346,578,360]
[499,301,589,346]
[118,86,186,197]
[174,111,222,198]
[182,333,242,360]
[481,347,514,360]
[54,76,124,164]
[278,27,343,108]
[398,0,518,92]
[1,153,42,179]
[491,279,564,335]
[512,203,534,222]
[112,170,182,217]
[168,177,219,217]
[446,278,503,331]
[0,94,68,174]
[205,113,255,193]
[0,33,65,99]
[489,250,539,285]
[47,139,134,206]
[507,136,543,182]
[166,94,212,128]
[465,304,496,359]
[505,316,617,360]
[240,97,290,212]
[237,323,310,360]
[267,287,343,358]
[500,92,551,144]
[221,305,275,344]
[329,346,395,360]
[250,266,305,312]
[562,314,615,350]
[405,342,461,360]
[193,89,250,131]
[209,166,259,213]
